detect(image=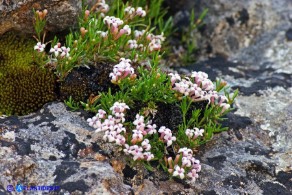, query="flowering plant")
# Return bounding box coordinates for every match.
[32,0,172,80]
[85,57,237,183]
[31,0,238,184]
